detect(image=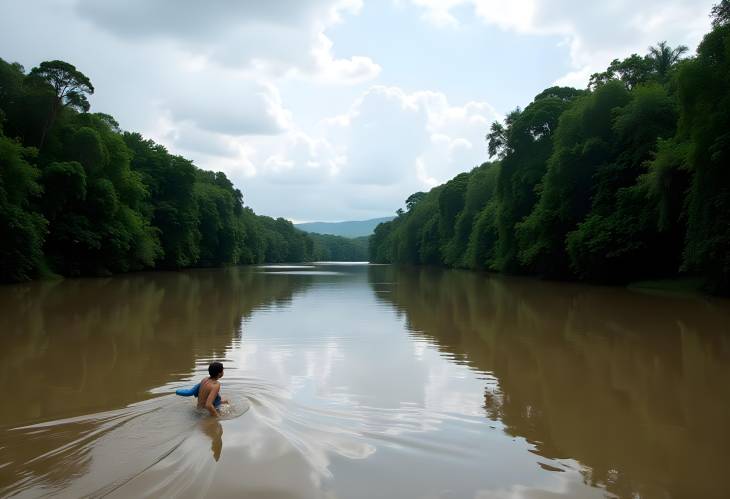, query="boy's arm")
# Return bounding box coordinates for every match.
[205,383,221,417]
